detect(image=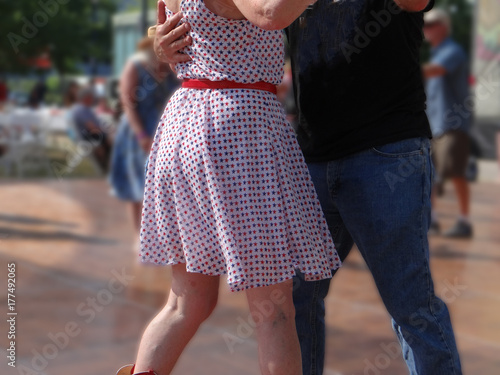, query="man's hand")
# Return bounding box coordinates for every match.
[154,0,192,65]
